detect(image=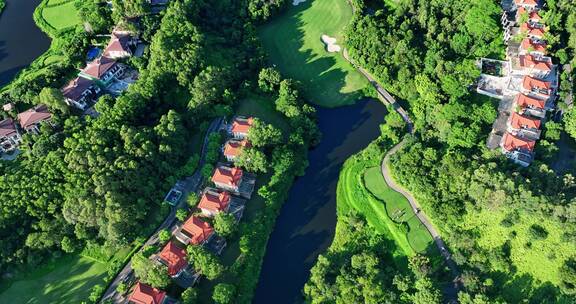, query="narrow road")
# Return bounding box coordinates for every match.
[342,48,461,293]
[100,117,224,303]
